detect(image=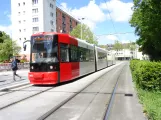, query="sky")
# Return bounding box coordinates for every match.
[0,0,138,45]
